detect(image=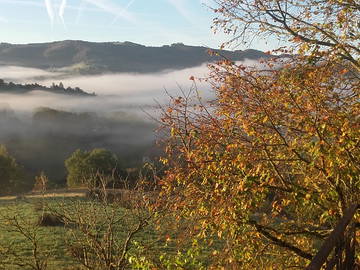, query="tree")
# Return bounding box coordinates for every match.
[0,145,27,195]
[157,1,359,268]
[65,148,119,187]
[211,0,359,71]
